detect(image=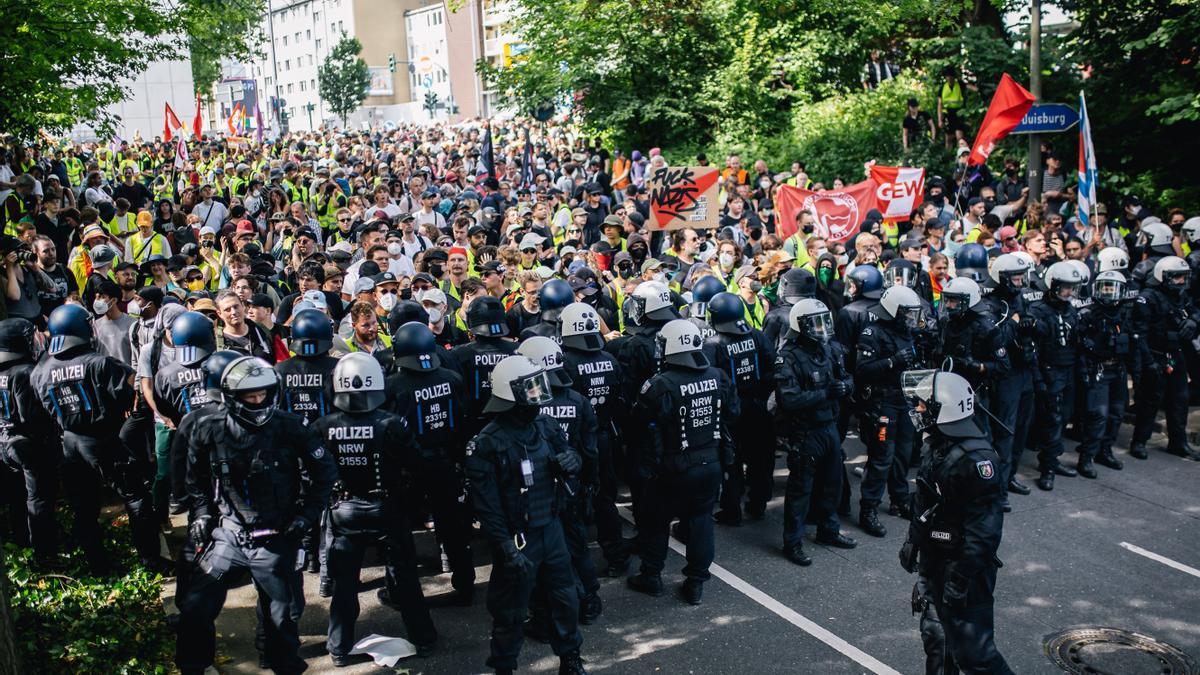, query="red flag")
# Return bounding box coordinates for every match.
[192,95,203,137]
[163,102,183,142]
[776,181,879,243]
[967,73,1036,166]
[867,165,925,221]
